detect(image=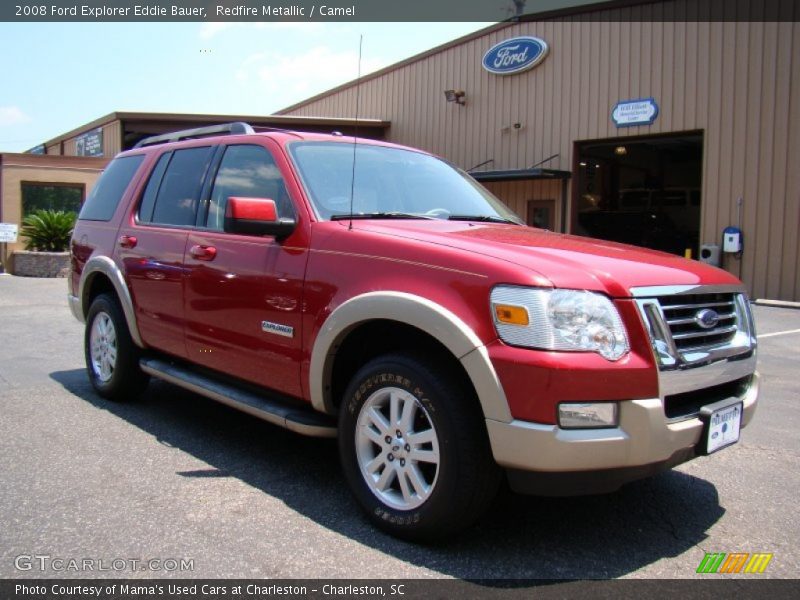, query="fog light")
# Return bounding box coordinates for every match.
[558,402,618,429]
